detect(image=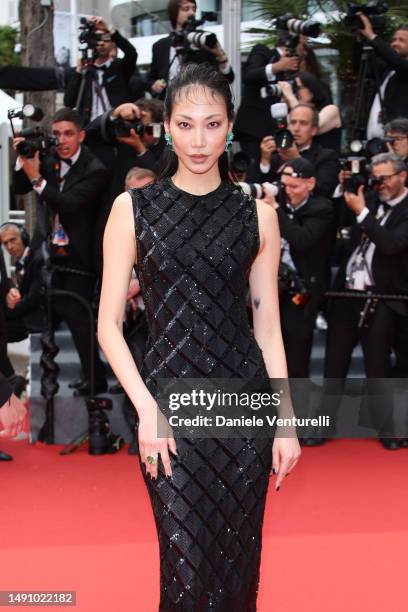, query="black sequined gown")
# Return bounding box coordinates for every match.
[131,177,273,611]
